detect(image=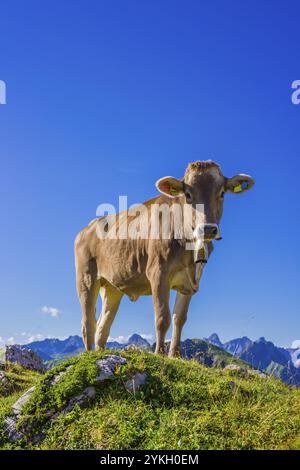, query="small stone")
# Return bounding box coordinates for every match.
[96,364,114,381]
[0,370,8,385]
[96,355,127,382]
[224,364,247,374]
[104,355,127,366]
[49,365,73,385]
[125,372,148,393]
[248,369,267,379]
[63,386,96,414]
[4,386,36,442]
[4,416,24,442]
[0,371,10,396]
[123,345,143,352]
[12,386,36,415]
